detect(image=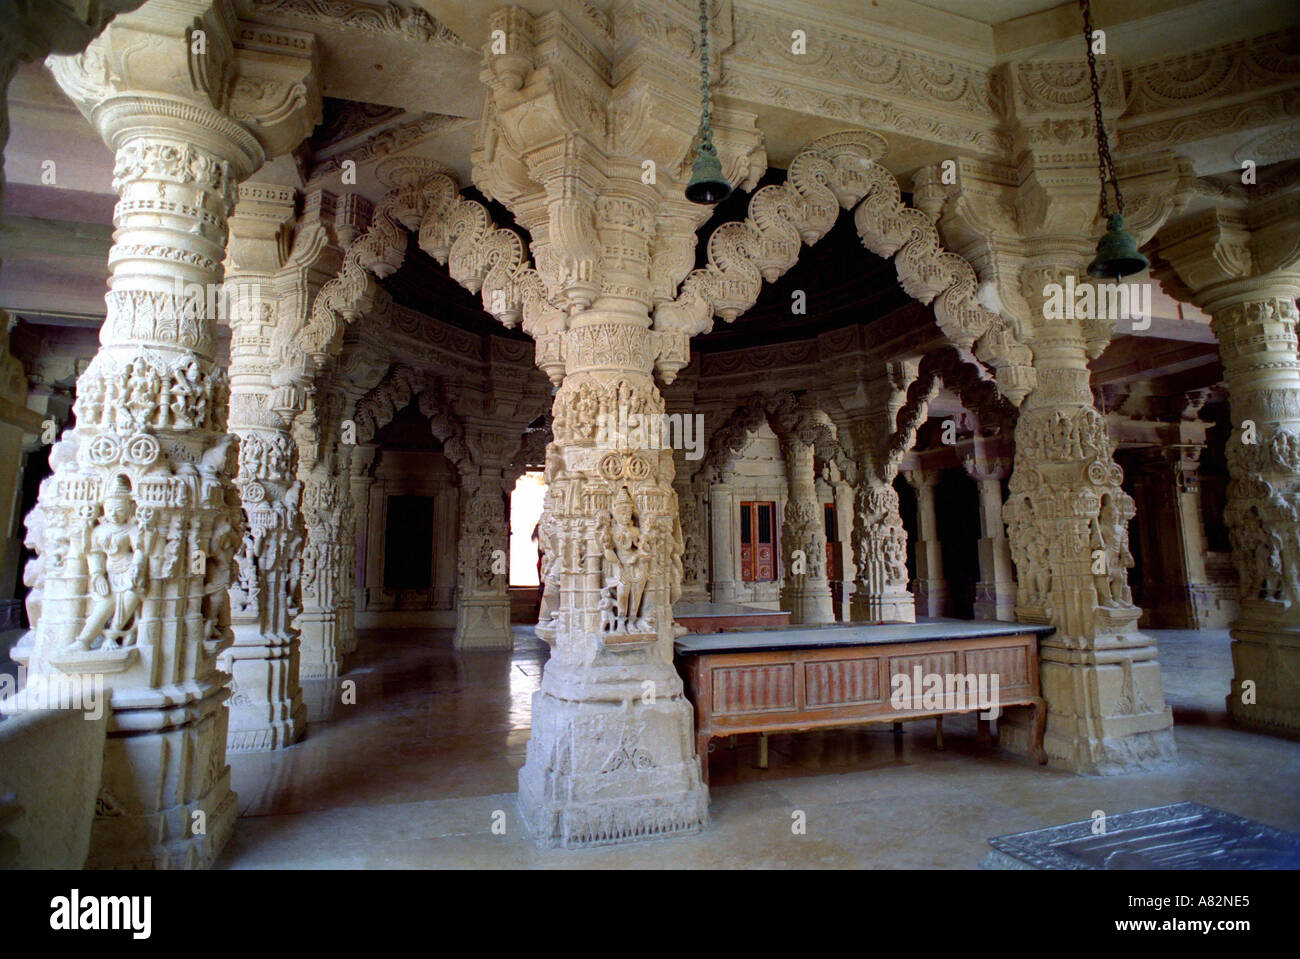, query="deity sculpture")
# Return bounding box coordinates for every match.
[1092,493,1134,607]
[600,487,649,634]
[74,476,149,649]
